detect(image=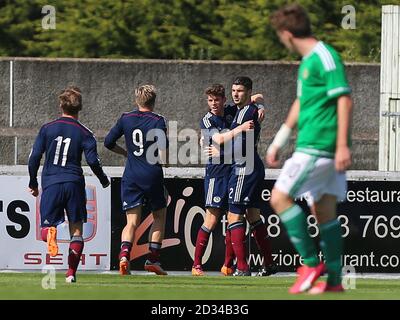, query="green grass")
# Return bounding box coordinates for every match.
[0,273,399,300]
